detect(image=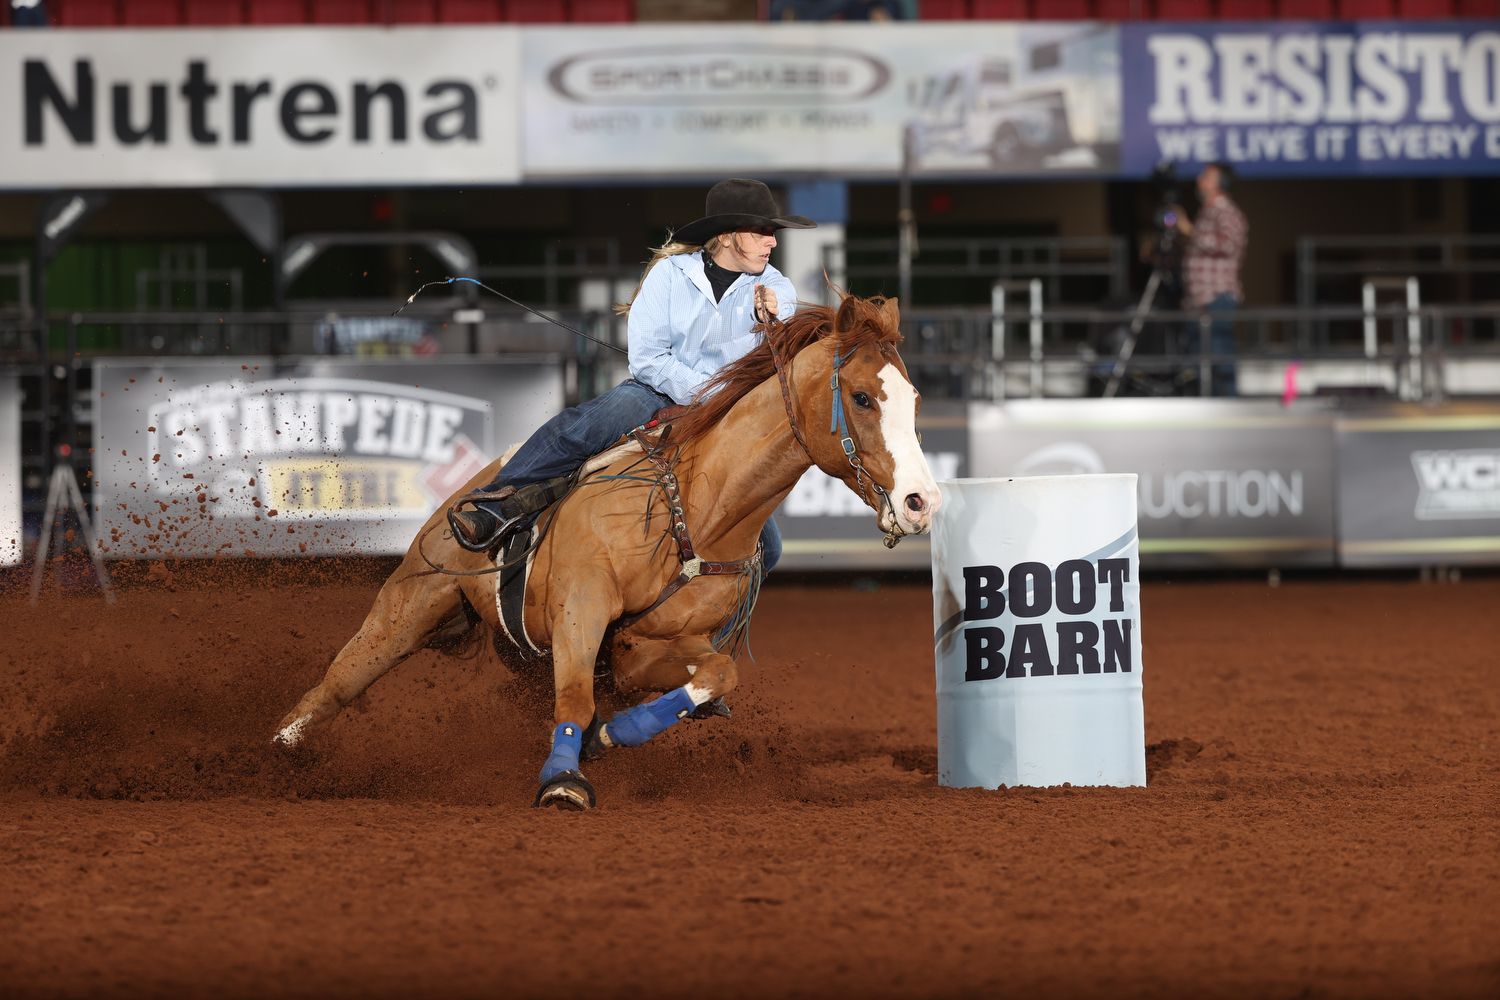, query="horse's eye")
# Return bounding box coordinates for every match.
[852,391,873,410]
